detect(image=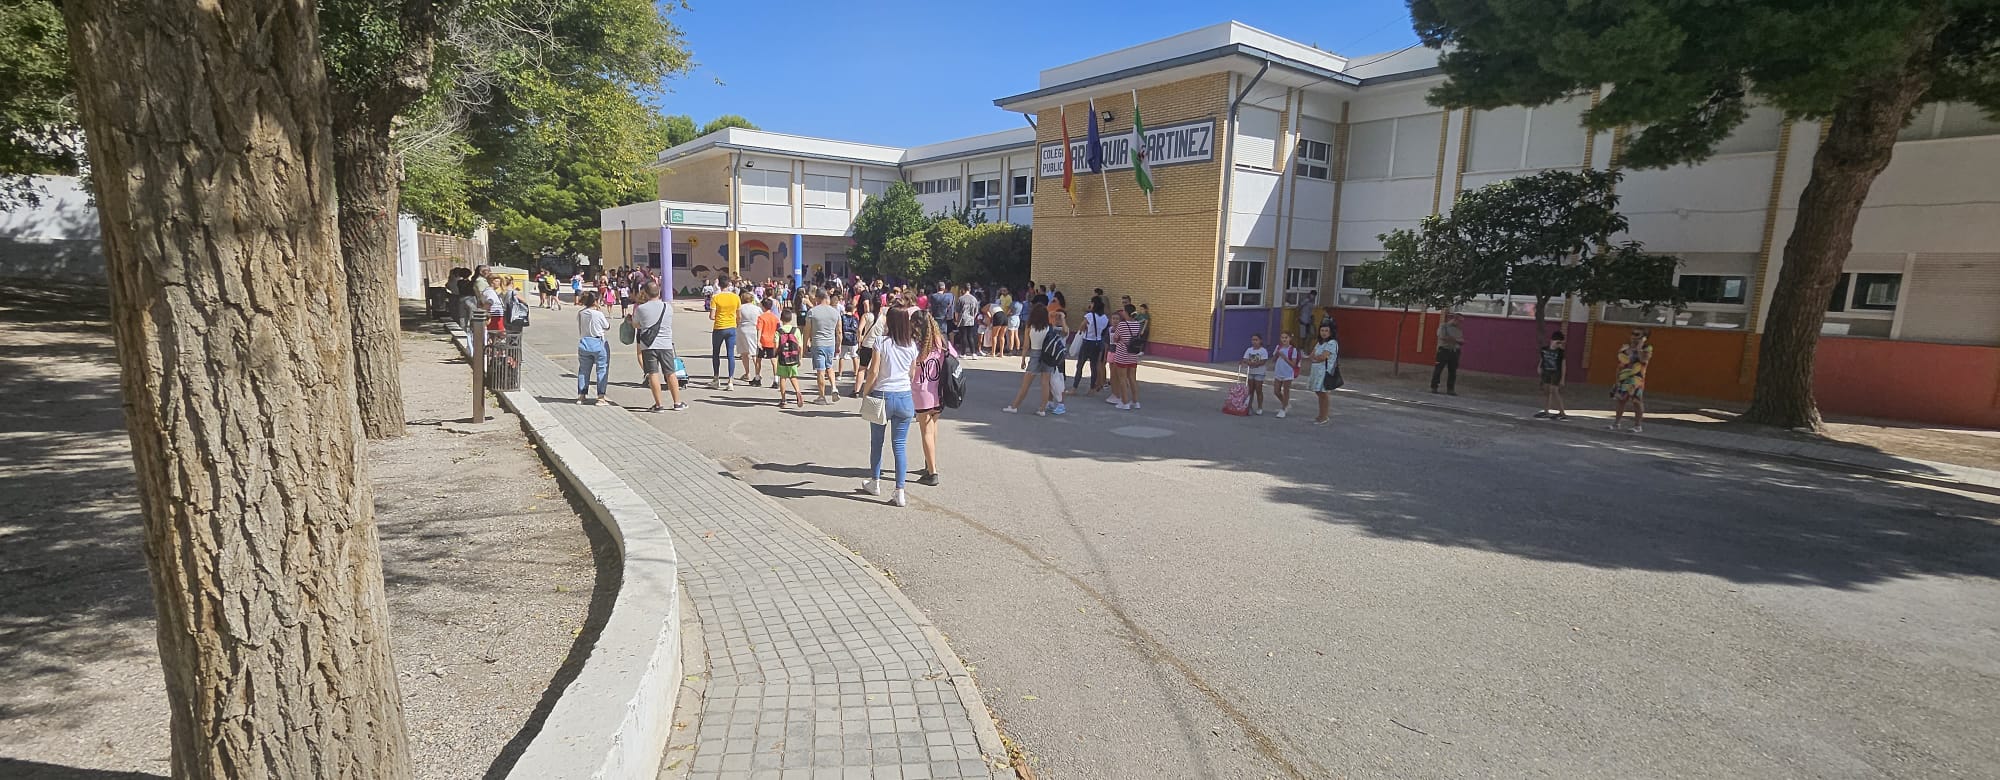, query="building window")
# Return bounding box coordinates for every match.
[1900,103,2000,141]
[1678,275,1748,305]
[803,174,849,209]
[1467,98,1589,173]
[1294,139,1331,180]
[913,177,960,195]
[1344,113,1443,181]
[861,178,894,202]
[1224,248,1268,307]
[1283,250,1324,306]
[1829,273,1901,312]
[740,168,790,205]
[672,251,690,269]
[1334,252,1382,308]
[970,176,1002,209]
[1010,173,1034,206]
